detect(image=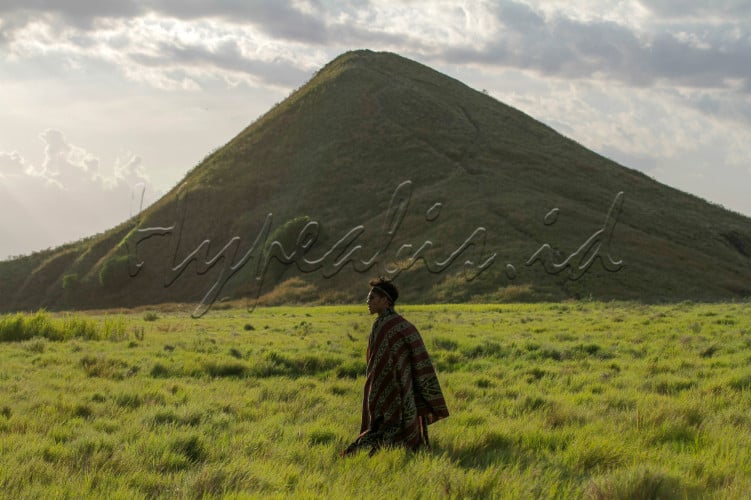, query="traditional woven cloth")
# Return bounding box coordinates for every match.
[343,308,449,455]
